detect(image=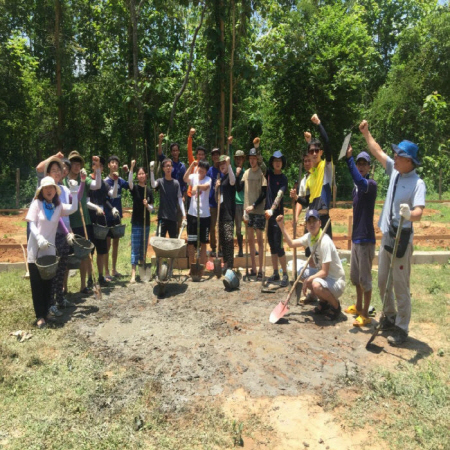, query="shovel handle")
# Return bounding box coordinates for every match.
[283,218,331,308]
